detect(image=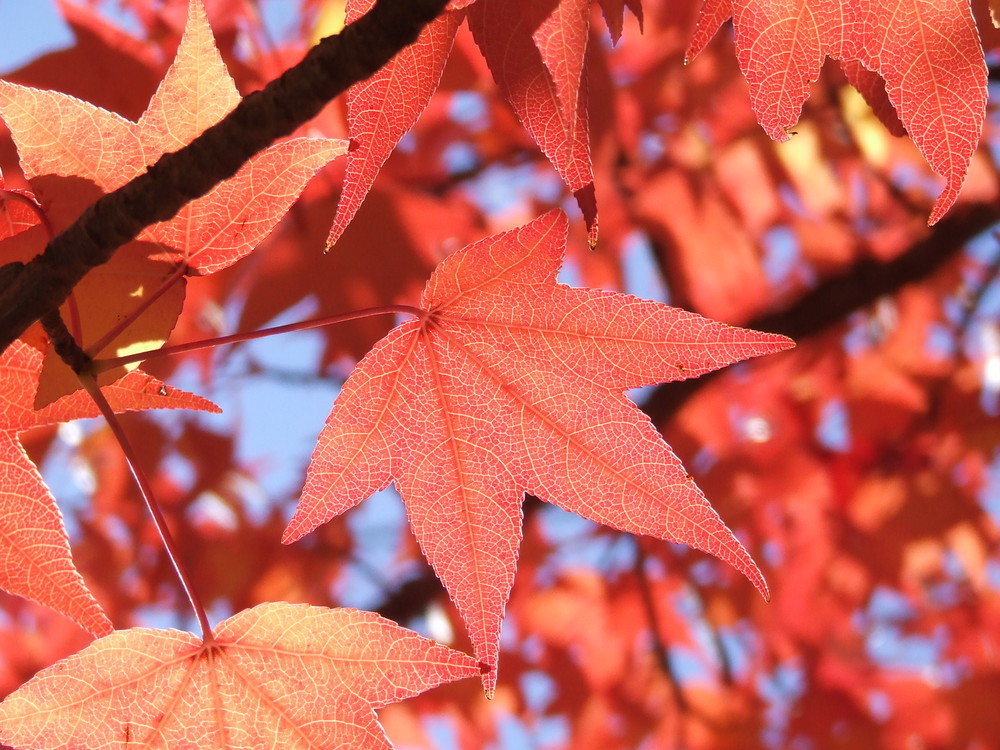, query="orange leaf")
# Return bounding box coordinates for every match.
[32,237,187,408]
[0,0,346,404]
[284,210,792,694]
[0,602,480,749]
[0,340,218,637]
[10,0,163,121]
[687,0,986,224]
